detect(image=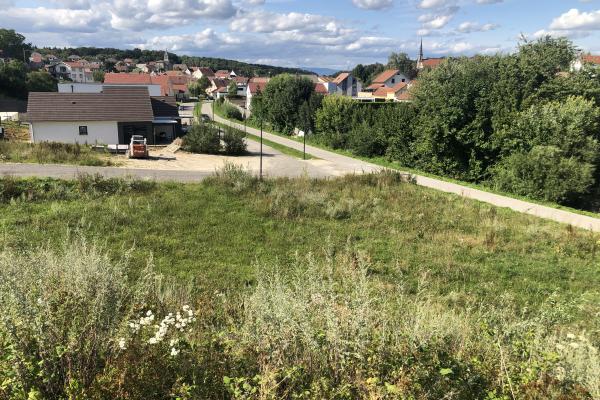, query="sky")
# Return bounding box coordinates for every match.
[1,0,600,69]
